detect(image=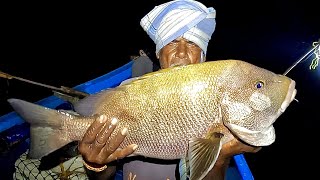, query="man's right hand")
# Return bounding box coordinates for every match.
[79,114,138,167]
